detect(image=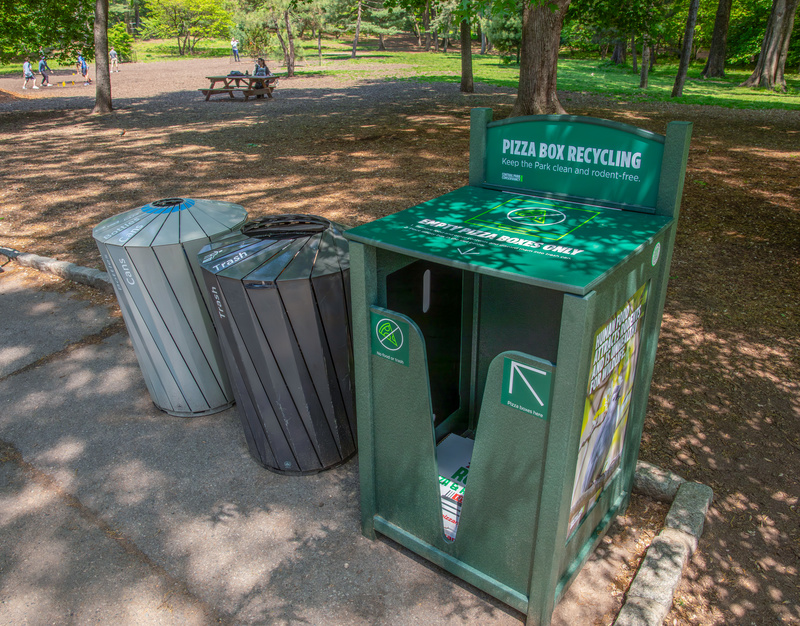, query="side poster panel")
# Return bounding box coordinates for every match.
[568,284,649,535]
